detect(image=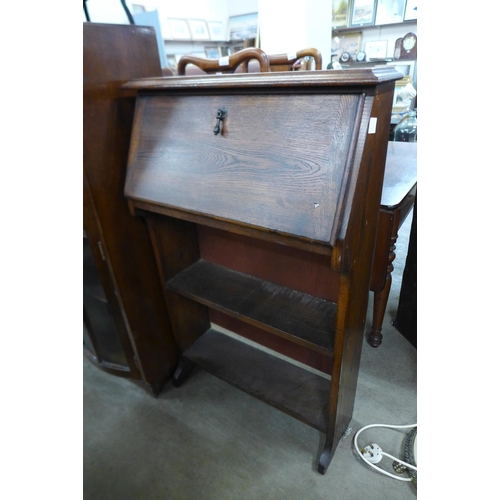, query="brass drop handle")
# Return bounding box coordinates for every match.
[213,107,227,135]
